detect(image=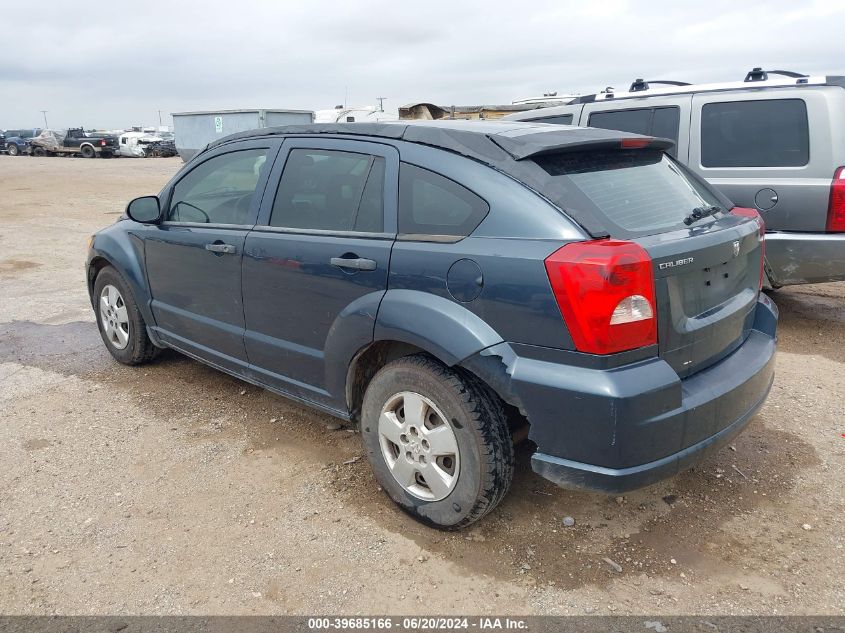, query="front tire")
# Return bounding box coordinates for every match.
[32,147,46,157]
[361,355,514,529]
[93,266,158,365]
[7,144,19,156]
